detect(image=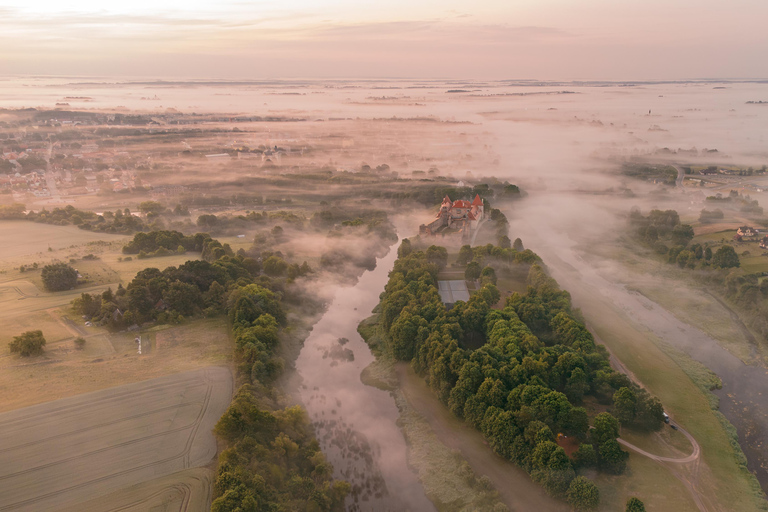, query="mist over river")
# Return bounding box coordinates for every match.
[294,239,435,512]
